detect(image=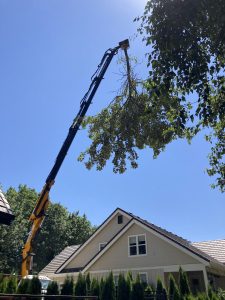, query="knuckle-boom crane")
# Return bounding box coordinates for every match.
[21,39,129,277]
